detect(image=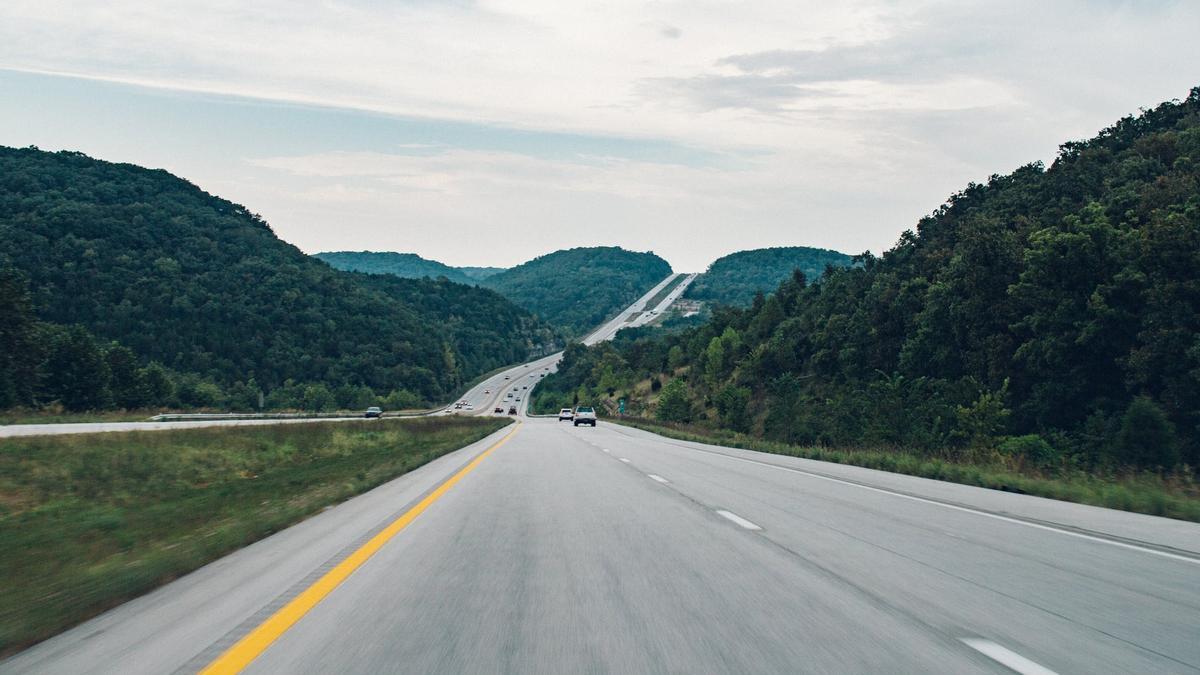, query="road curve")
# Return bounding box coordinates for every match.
[4,415,1197,674]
